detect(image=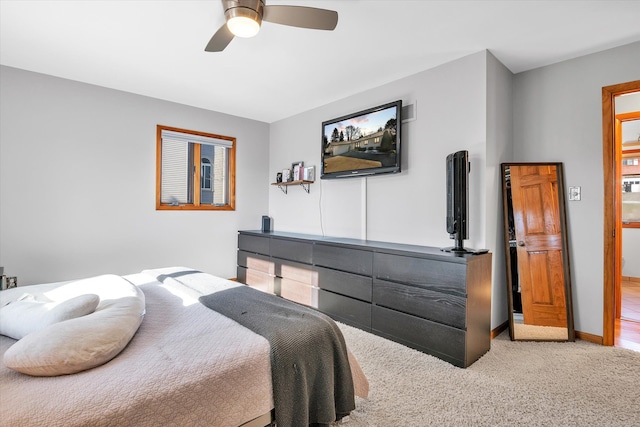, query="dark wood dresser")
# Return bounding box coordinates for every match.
[237,230,492,368]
